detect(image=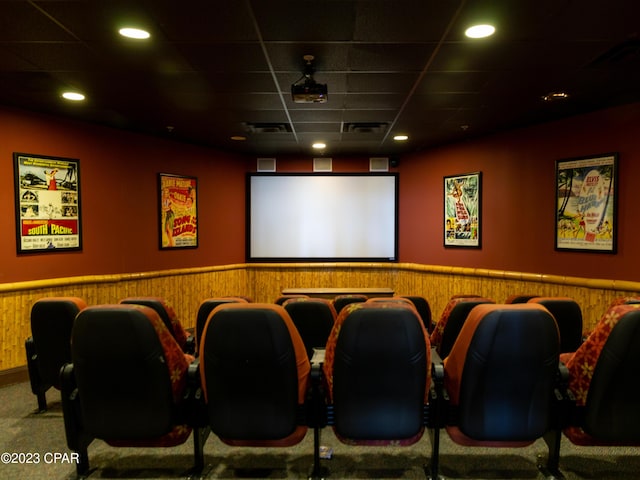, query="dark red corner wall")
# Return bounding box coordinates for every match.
[398,103,640,282]
[1,103,639,284]
[0,107,248,283]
